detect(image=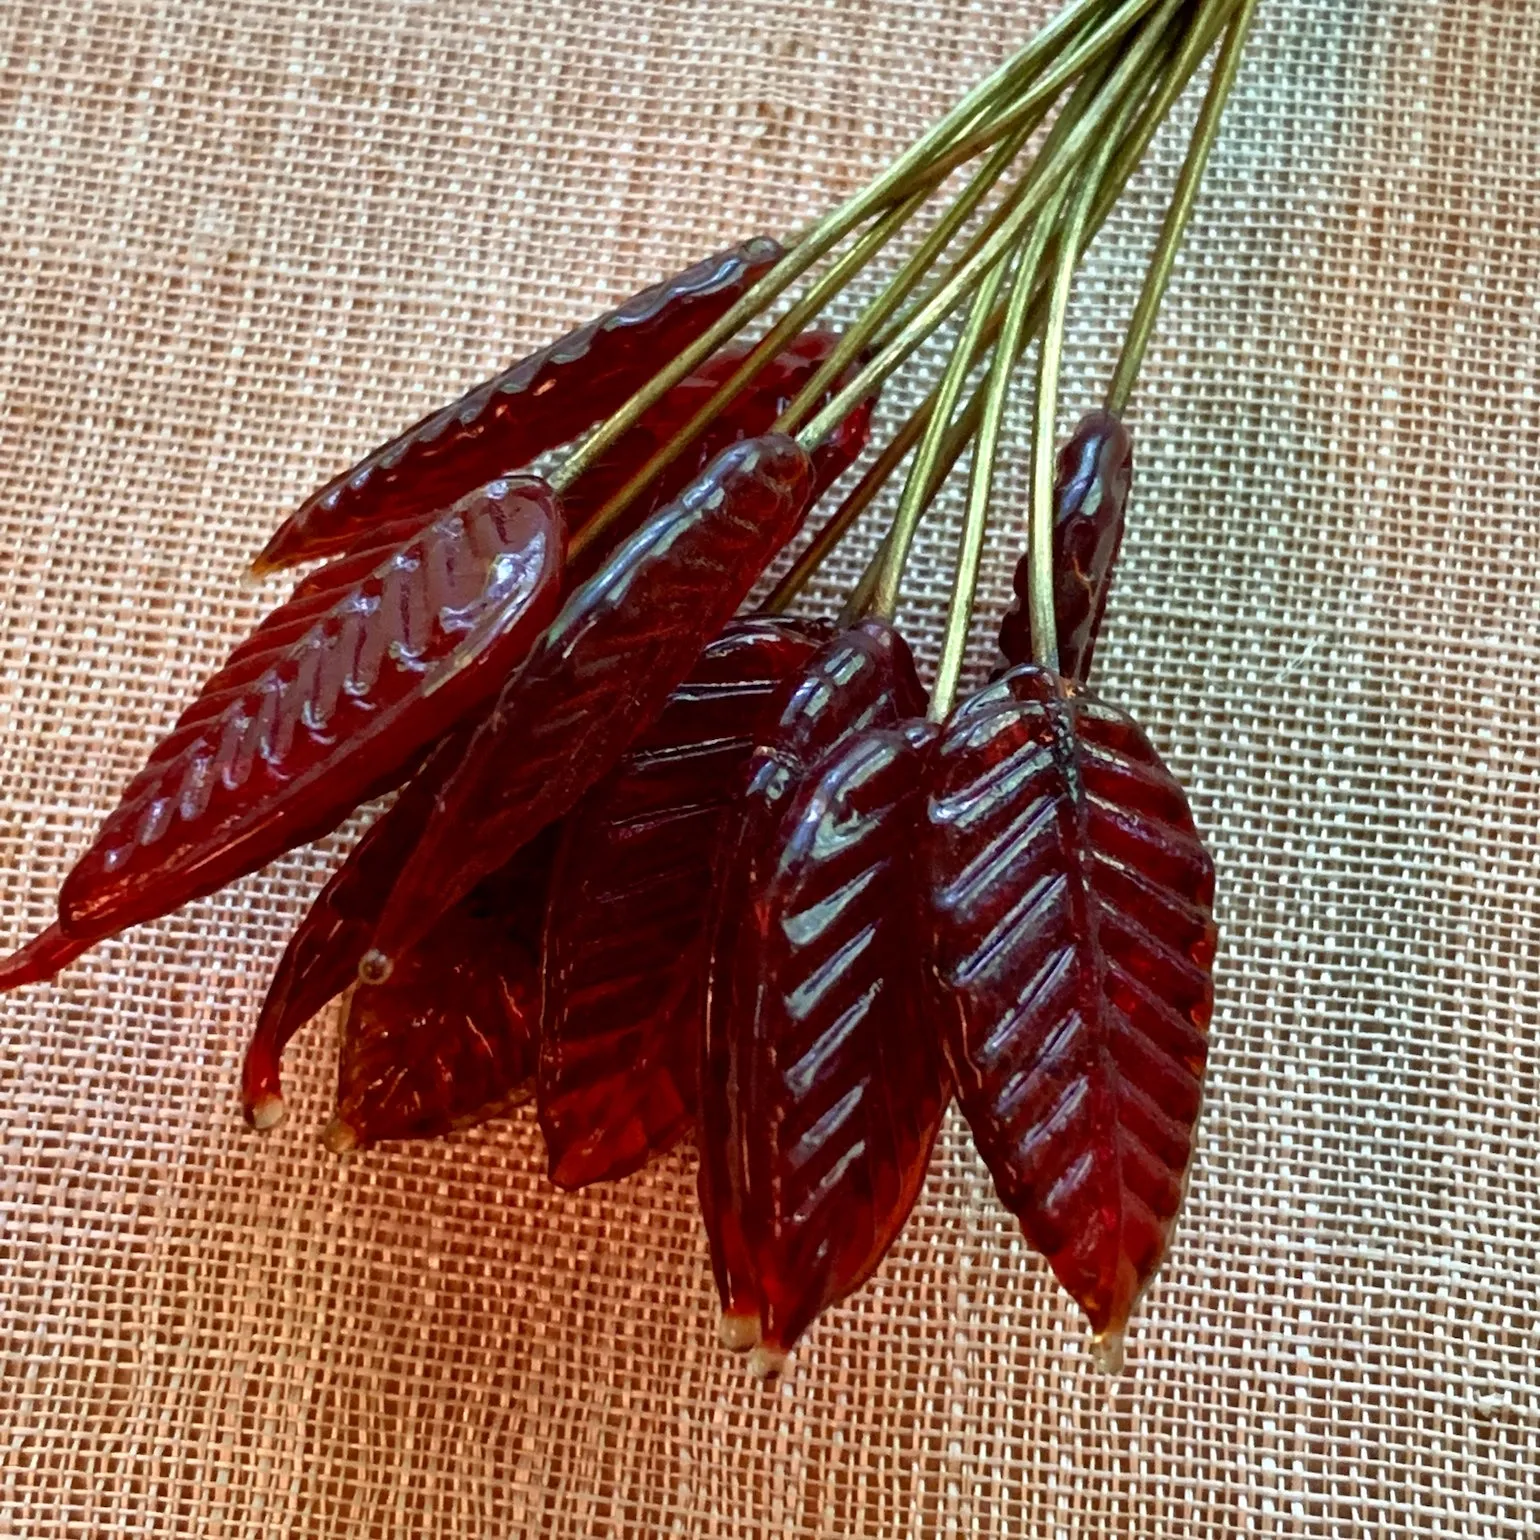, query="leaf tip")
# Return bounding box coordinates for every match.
[718,1312,758,1353]
[323,1117,362,1154]
[246,1093,286,1133]
[1090,1327,1126,1378]
[747,1344,789,1383]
